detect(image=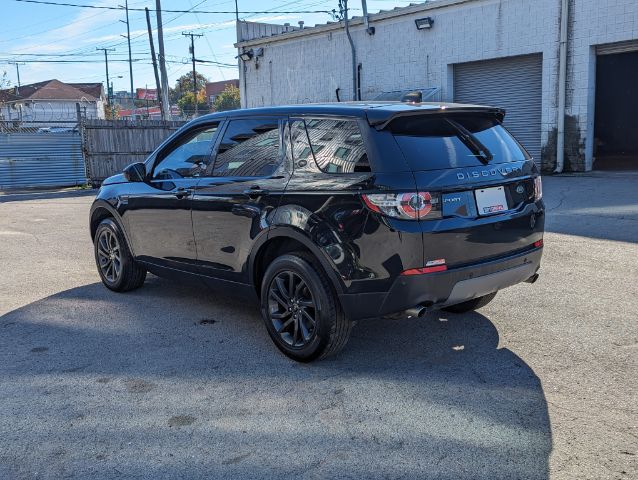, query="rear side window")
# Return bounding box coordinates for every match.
[212,117,282,177]
[293,118,370,173]
[388,113,530,171]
